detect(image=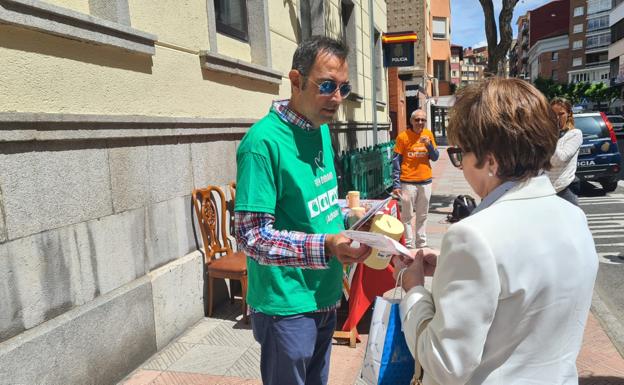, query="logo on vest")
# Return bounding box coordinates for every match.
[308,186,339,219]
